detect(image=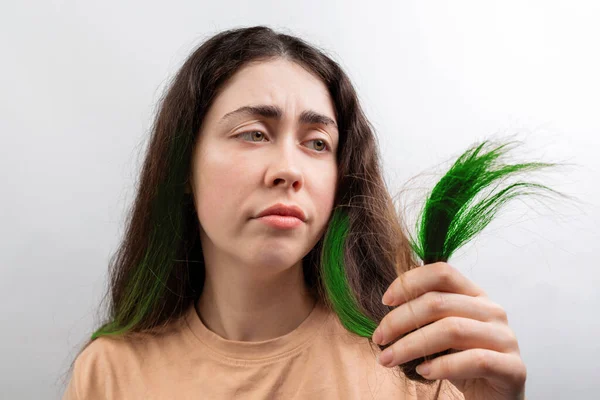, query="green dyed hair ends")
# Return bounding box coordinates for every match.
[321,138,565,369]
